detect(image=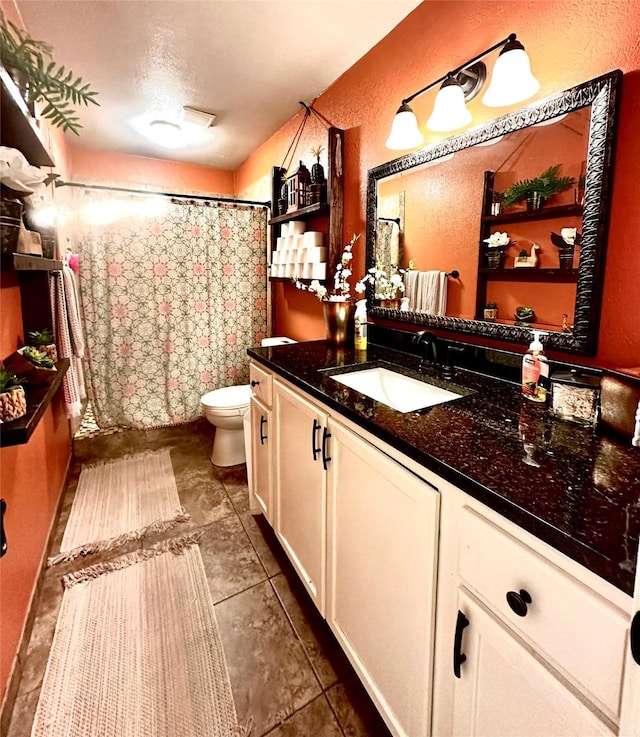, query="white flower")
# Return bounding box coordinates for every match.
[483,231,511,248]
[561,227,577,245]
